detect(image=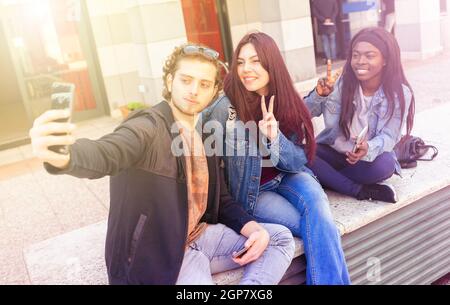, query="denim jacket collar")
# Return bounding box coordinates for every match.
[352,85,385,107]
